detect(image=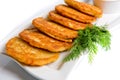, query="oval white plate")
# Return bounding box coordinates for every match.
[0,1,84,80]
[0,1,120,80]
